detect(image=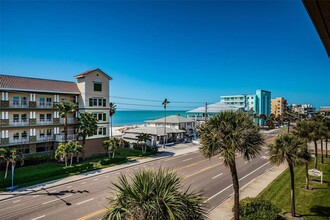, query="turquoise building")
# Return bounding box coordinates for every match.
[220,89,271,125]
